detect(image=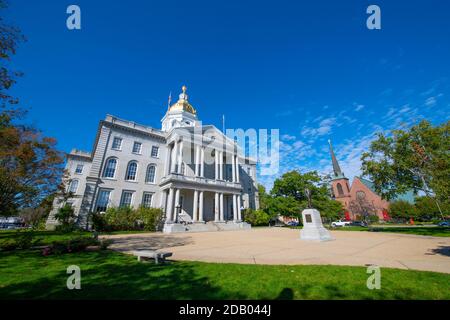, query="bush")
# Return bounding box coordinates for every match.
[368,215,380,223]
[54,204,77,232]
[243,209,270,226]
[0,230,39,251]
[47,236,100,255]
[92,206,164,232]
